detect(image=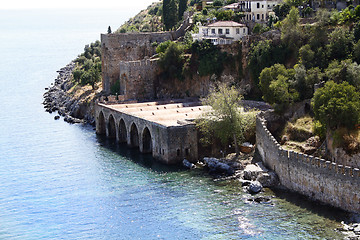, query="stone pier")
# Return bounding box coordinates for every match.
[95,100,210,164]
